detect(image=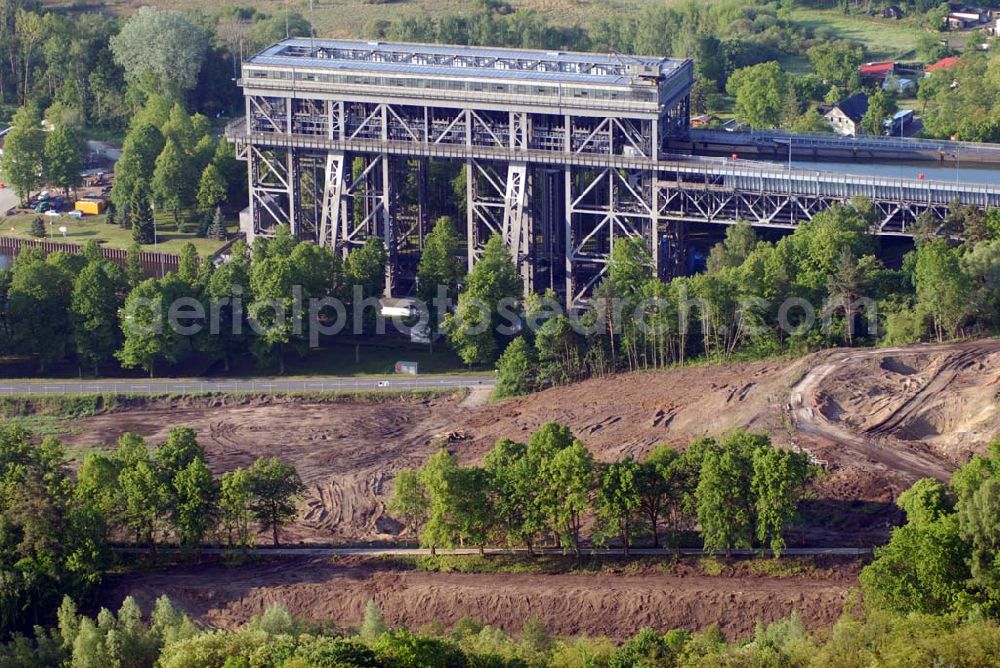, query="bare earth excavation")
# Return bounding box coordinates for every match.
[82,340,1000,636]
